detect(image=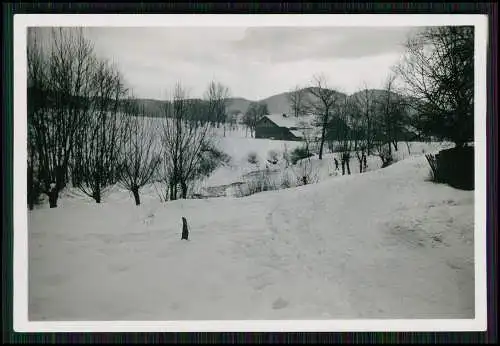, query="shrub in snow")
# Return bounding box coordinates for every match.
[195,145,231,179]
[293,158,319,186]
[282,144,291,168]
[374,144,394,168]
[247,152,259,166]
[280,170,293,189]
[236,169,278,197]
[267,150,279,165]
[291,146,313,165]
